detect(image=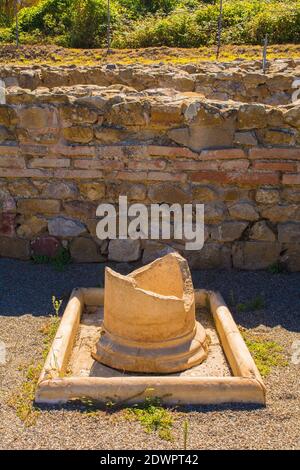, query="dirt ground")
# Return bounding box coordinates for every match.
[0,259,299,450]
[0,44,300,66]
